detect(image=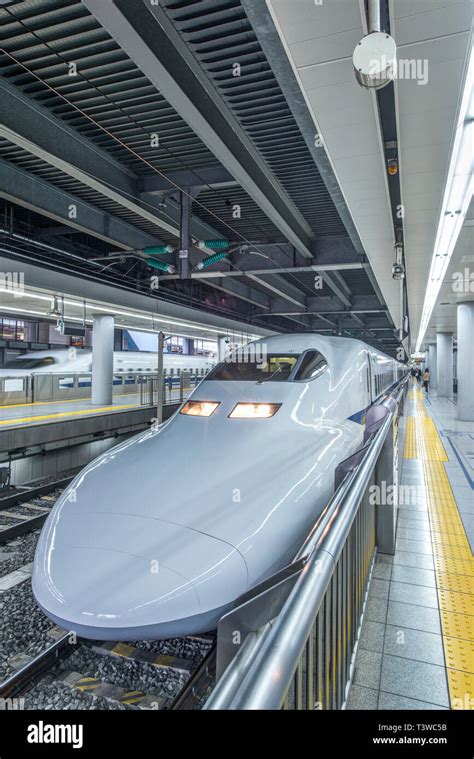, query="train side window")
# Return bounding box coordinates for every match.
[293,350,328,381]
